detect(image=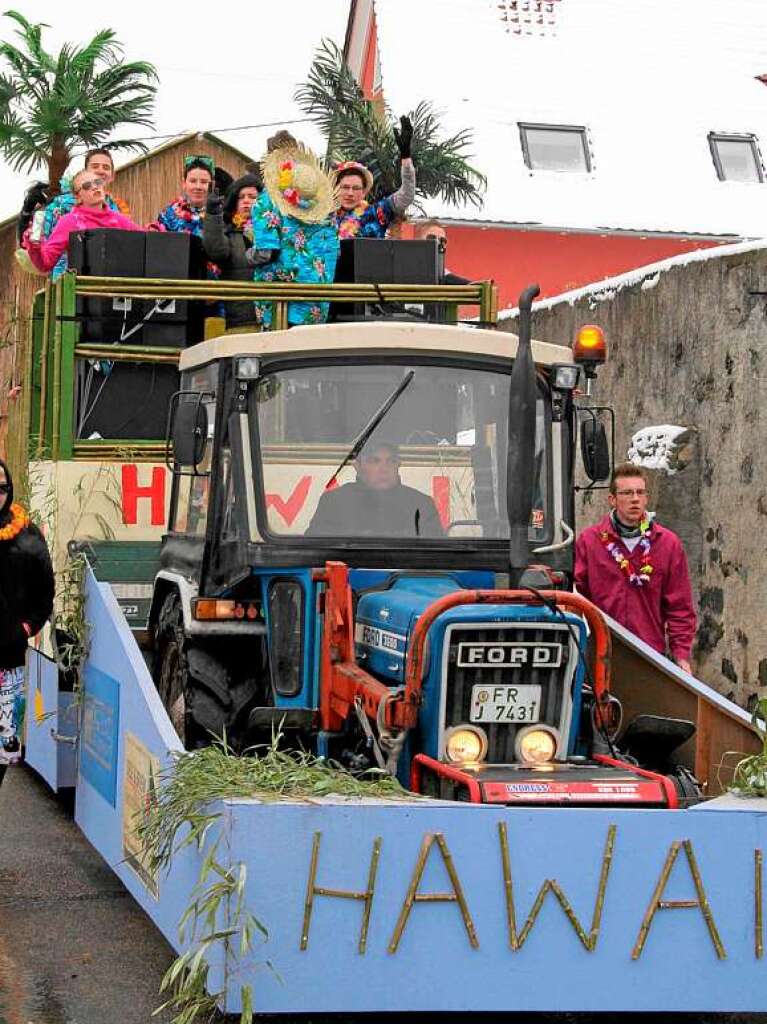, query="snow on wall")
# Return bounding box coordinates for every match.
[374,0,767,237]
[498,235,767,317]
[627,425,693,475]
